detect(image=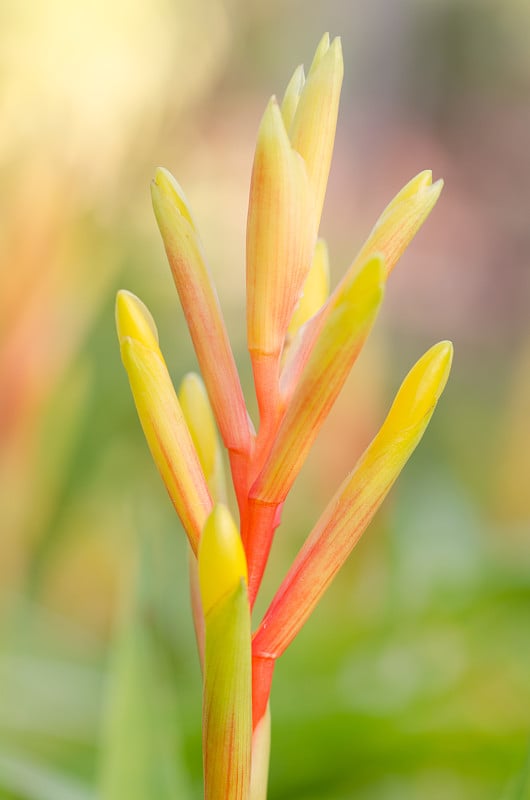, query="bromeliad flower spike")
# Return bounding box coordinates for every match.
[116,33,452,800]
